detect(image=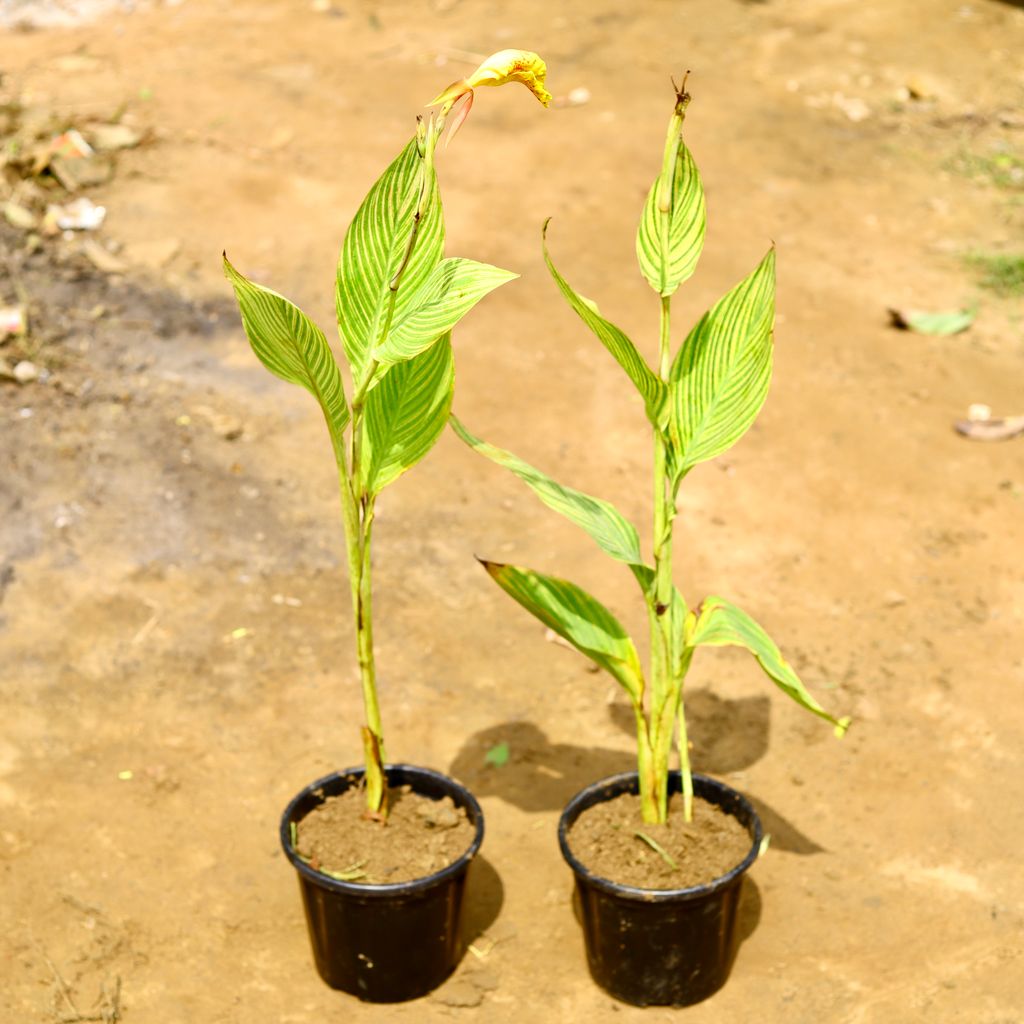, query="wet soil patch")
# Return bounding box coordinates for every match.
[295,782,477,885]
[568,791,753,890]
